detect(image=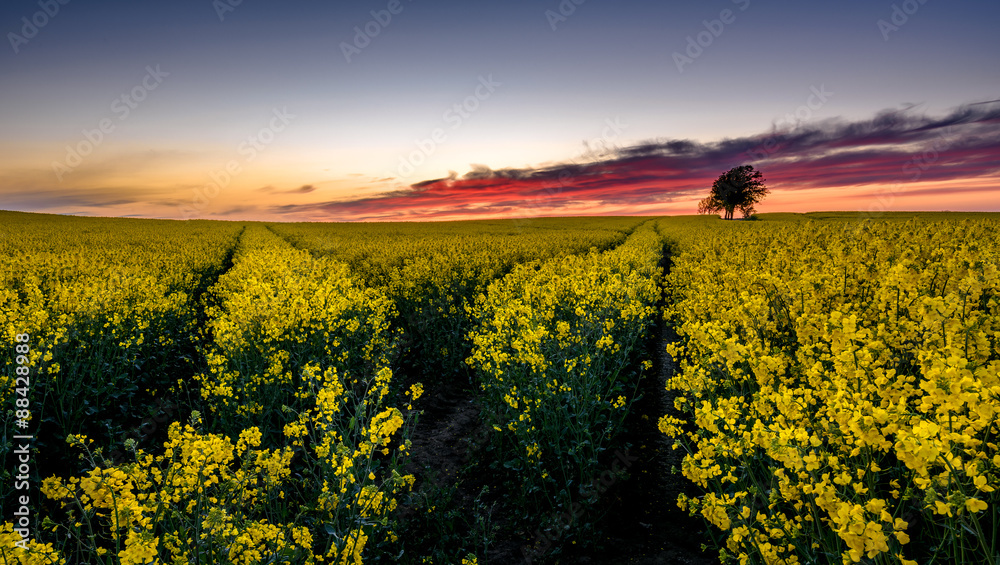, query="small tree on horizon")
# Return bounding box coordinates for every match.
[698,165,768,220]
